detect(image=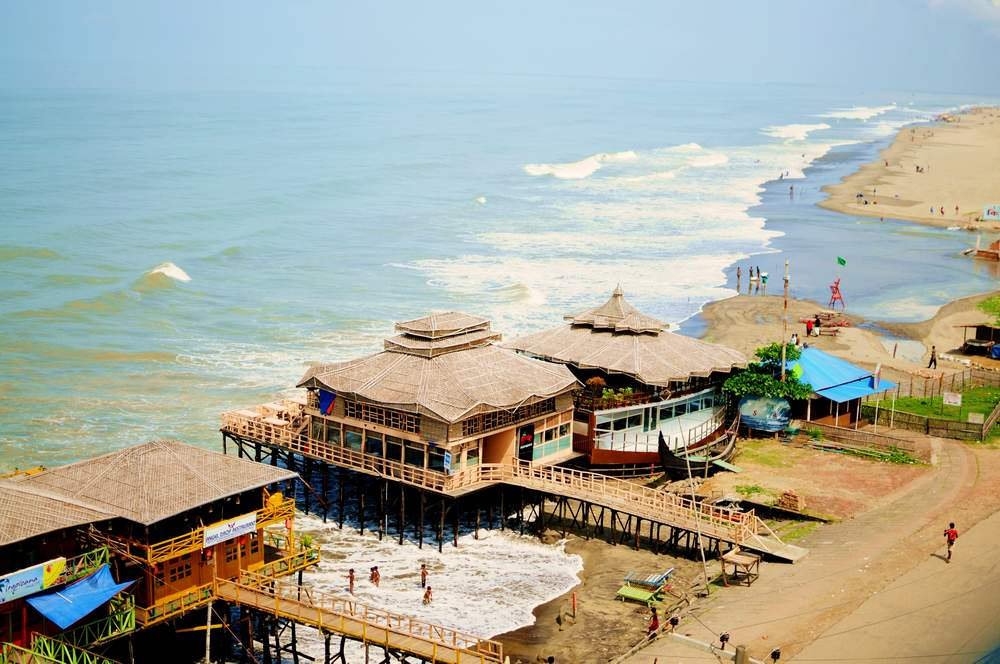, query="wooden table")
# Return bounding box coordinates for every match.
[720,549,760,587]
